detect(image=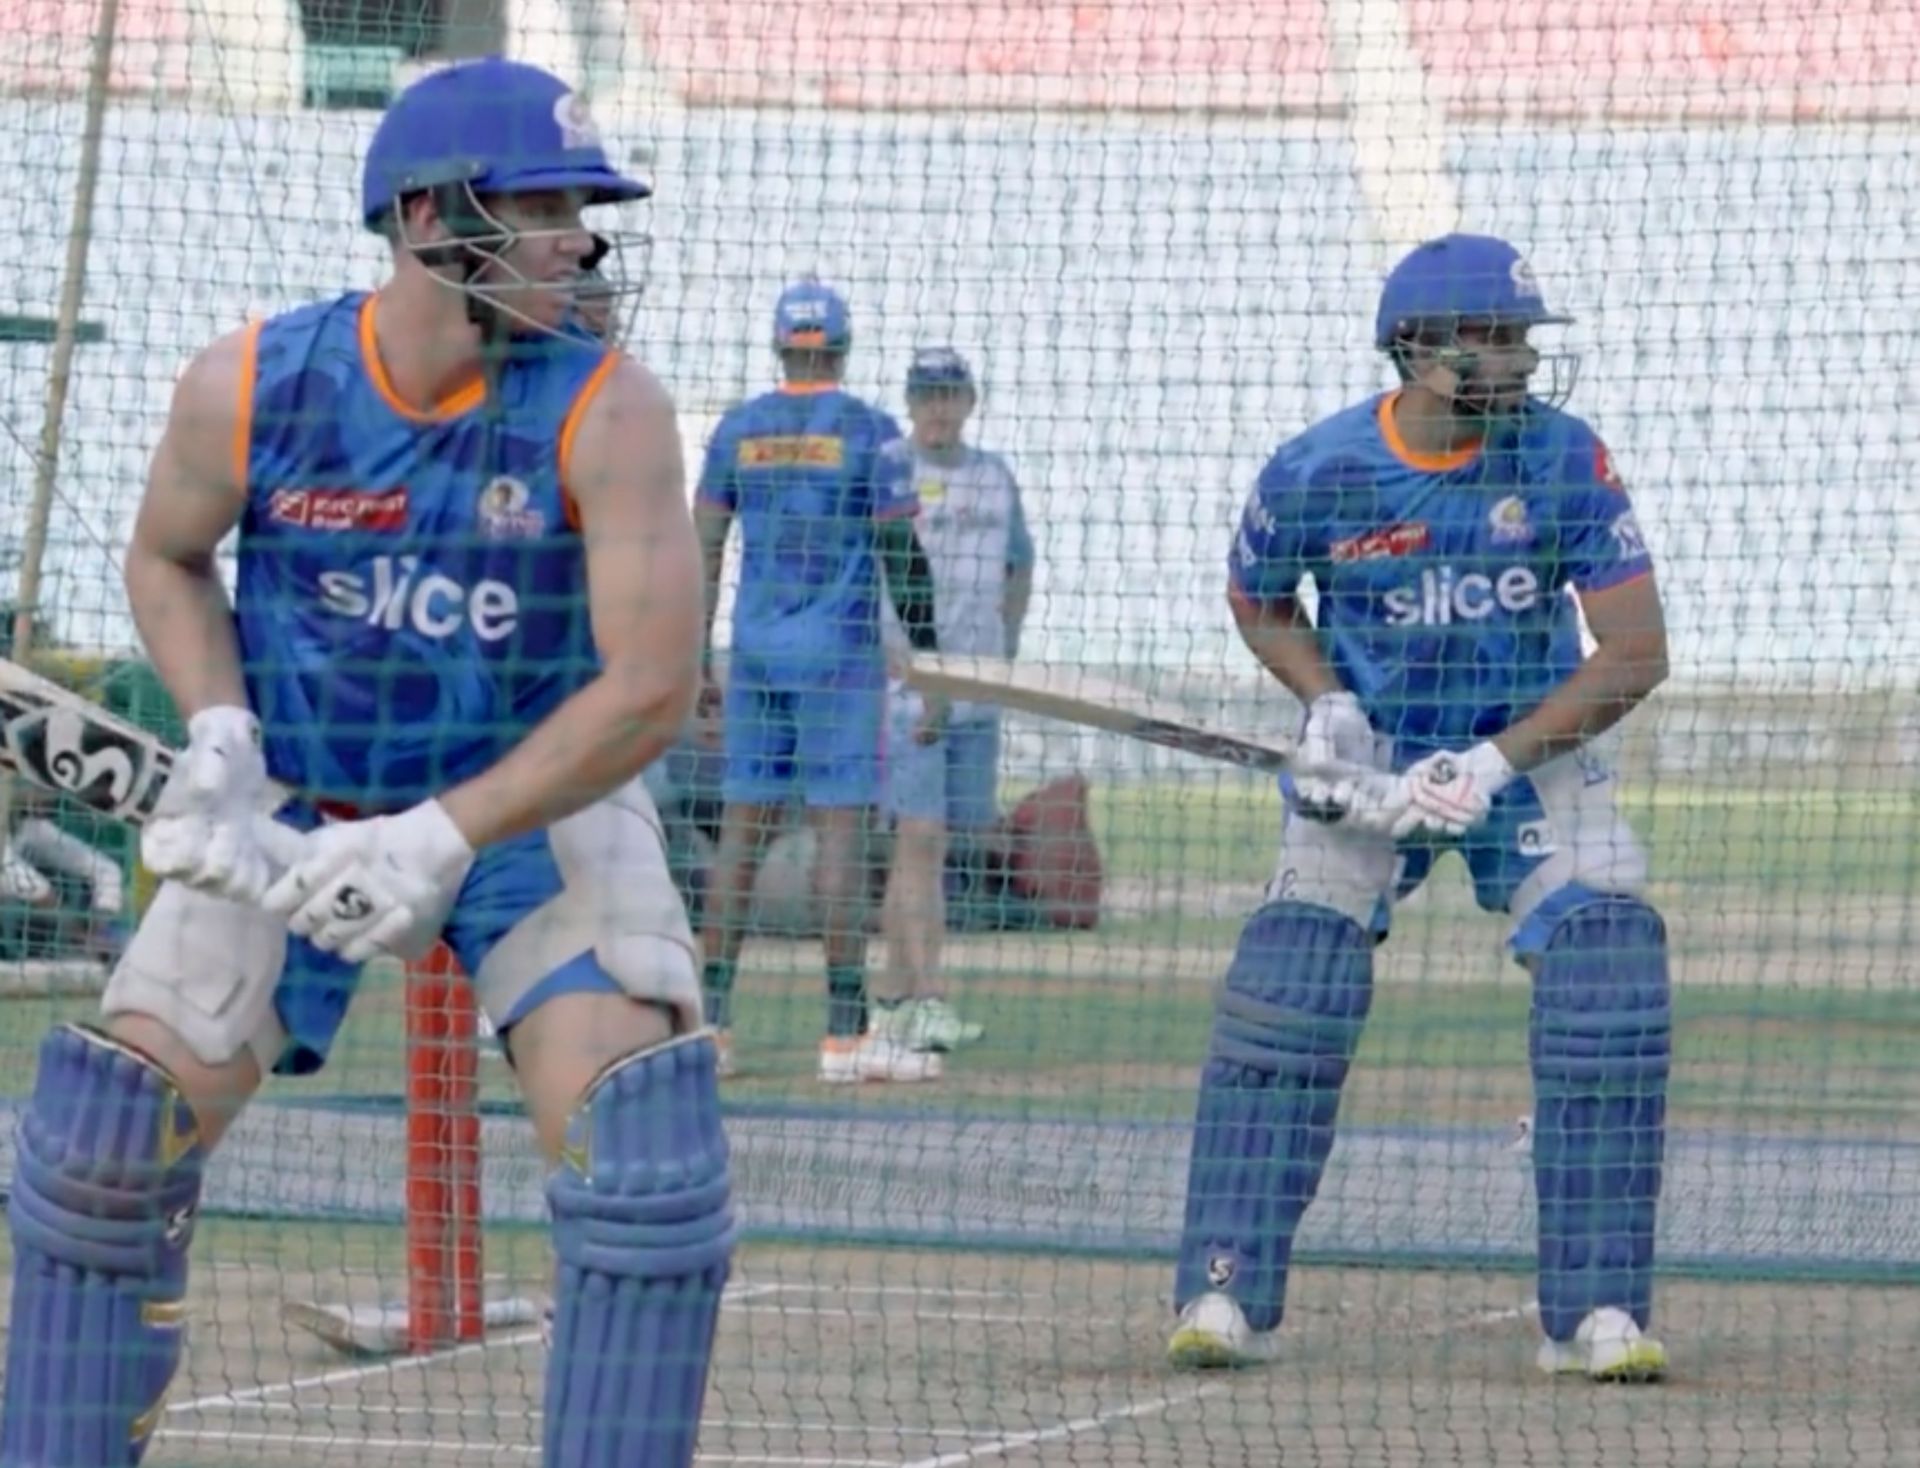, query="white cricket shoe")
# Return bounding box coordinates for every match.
[1536,1306,1668,1382]
[1166,1291,1279,1370]
[818,1033,944,1085]
[877,997,985,1053]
